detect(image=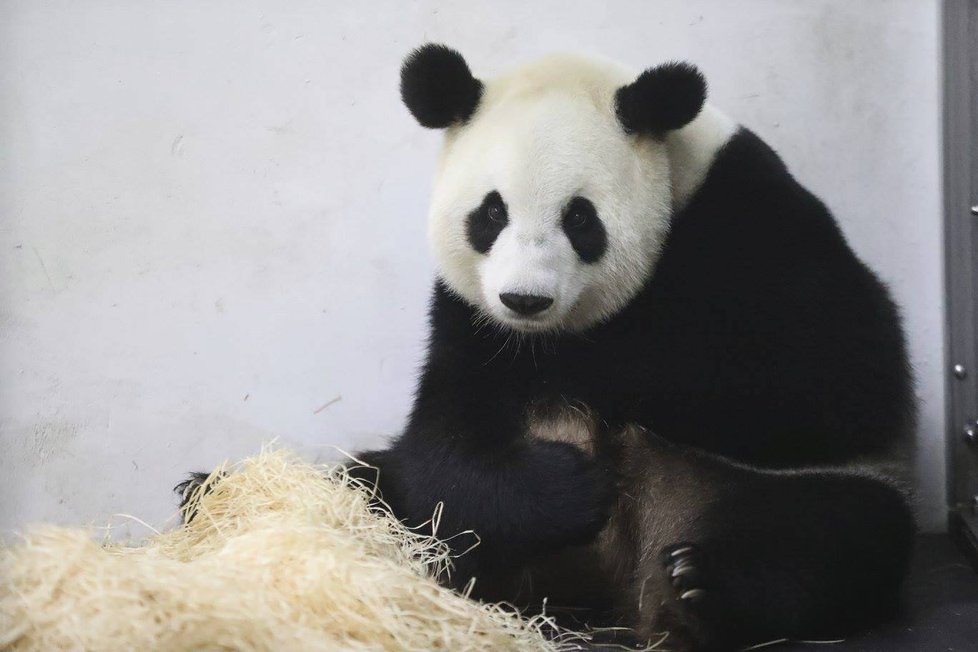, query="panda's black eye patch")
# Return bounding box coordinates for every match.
[467,190,508,254]
[562,196,606,263]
